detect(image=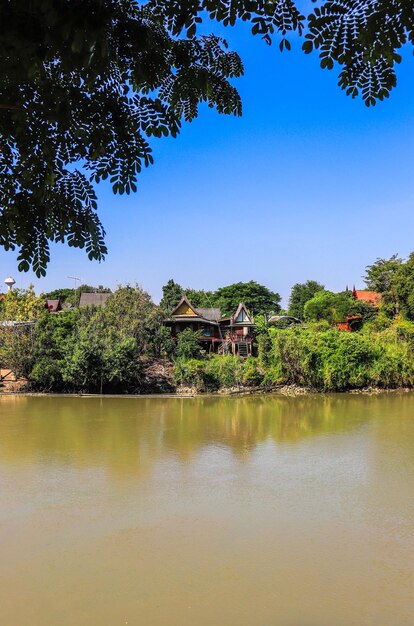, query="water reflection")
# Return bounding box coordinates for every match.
[1,394,414,626]
[1,393,413,476]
